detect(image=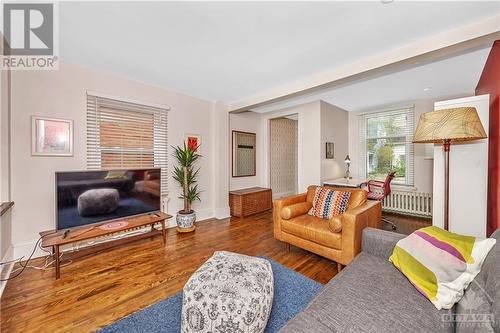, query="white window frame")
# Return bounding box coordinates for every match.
[86,91,169,195]
[358,106,415,187]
